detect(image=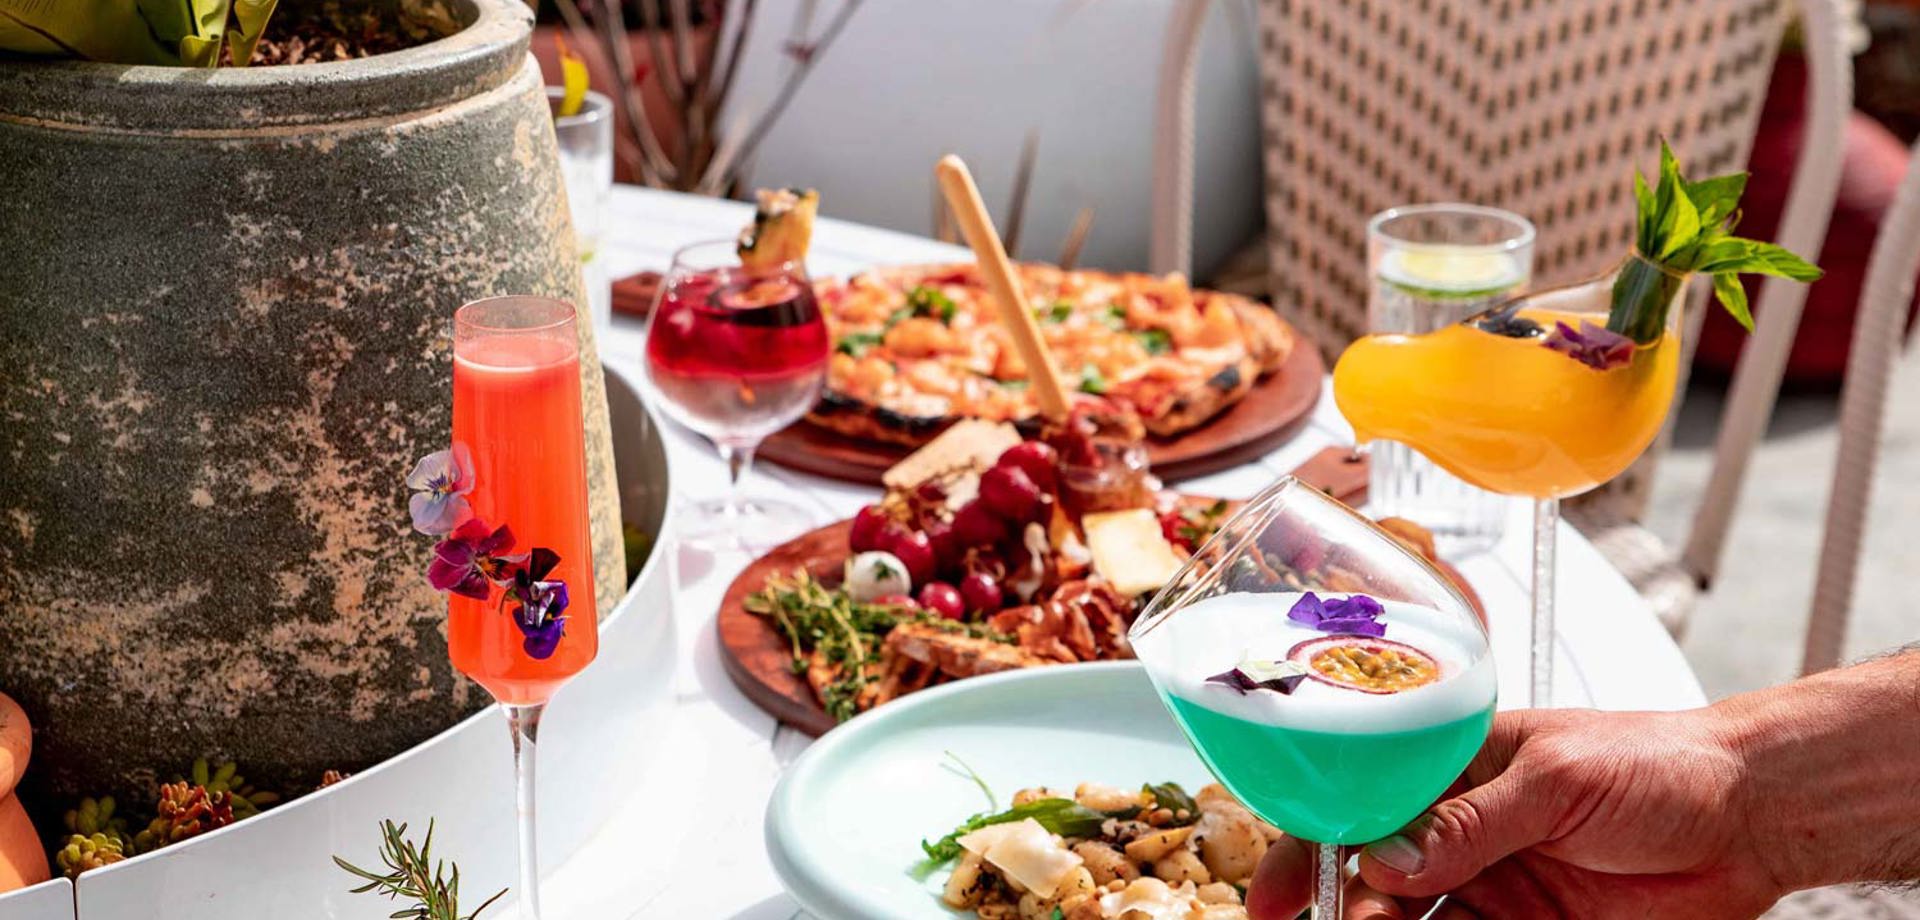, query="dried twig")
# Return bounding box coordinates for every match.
[1057,206,1095,269]
[696,0,864,192]
[1003,129,1040,257]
